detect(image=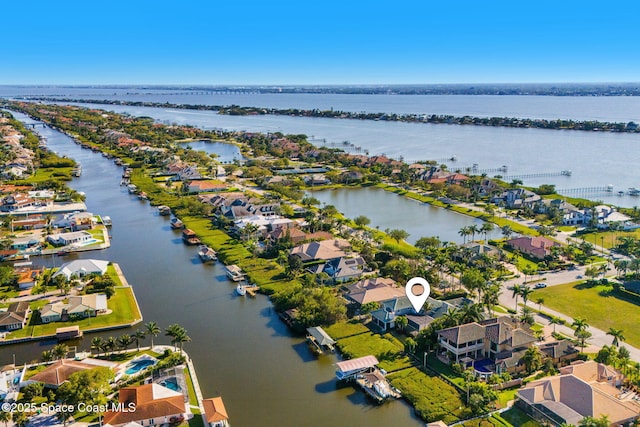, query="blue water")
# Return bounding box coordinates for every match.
[160,377,181,392]
[125,359,156,375]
